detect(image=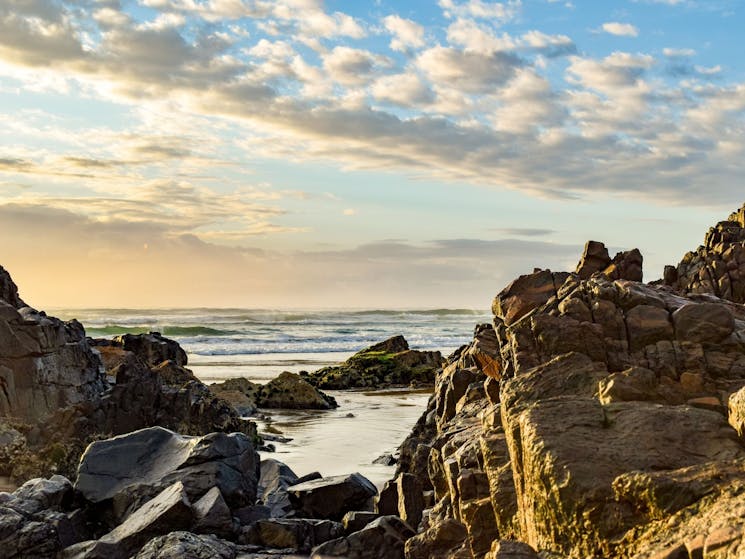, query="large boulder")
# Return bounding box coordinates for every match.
[311,515,415,559]
[287,473,377,521]
[75,427,259,525]
[257,458,299,517]
[112,333,187,368]
[303,336,442,389]
[63,481,193,559]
